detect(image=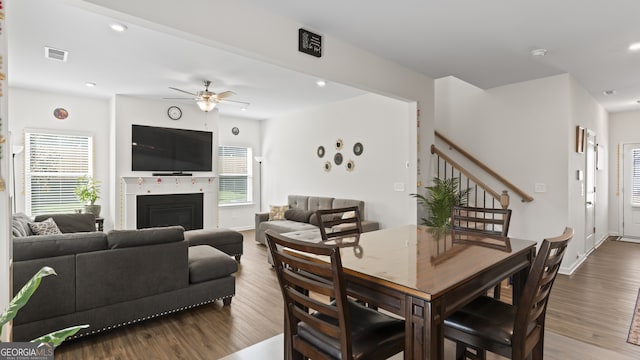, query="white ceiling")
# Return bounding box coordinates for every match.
[10,0,640,116]
[7,0,366,120]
